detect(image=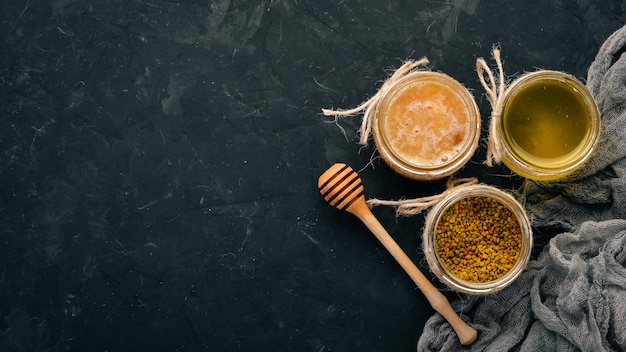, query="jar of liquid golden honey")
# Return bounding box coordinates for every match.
[497,71,600,180]
[372,72,481,180]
